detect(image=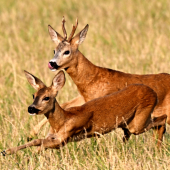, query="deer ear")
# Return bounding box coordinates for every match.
[24,70,46,90]
[52,70,65,92]
[48,25,64,45]
[71,24,89,46]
